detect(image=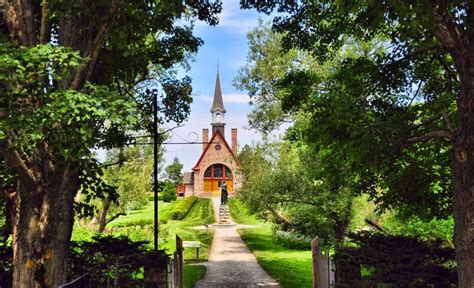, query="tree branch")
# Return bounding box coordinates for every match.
[441,111,455,132]
[405,130,453,144]
[0,139,37,190]
[105,212,126,225]
[432,0,464,57]
[436,53,458,81]
[71,0,122,90]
